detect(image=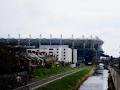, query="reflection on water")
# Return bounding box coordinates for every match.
[79,70,109,90]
